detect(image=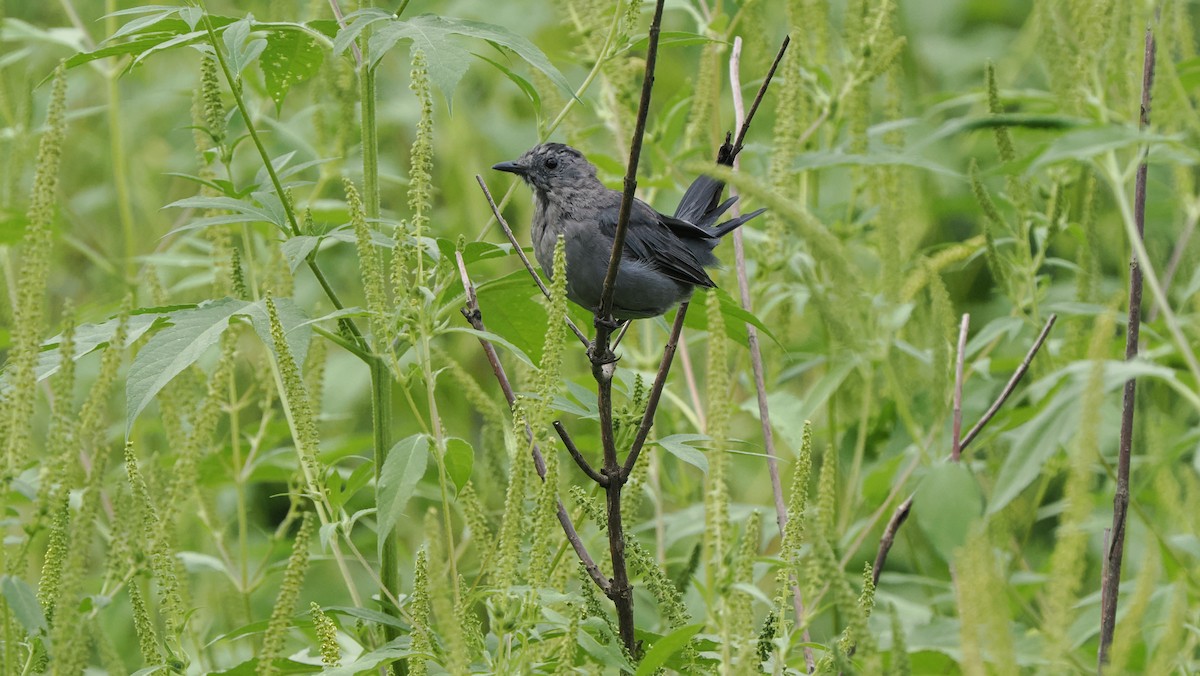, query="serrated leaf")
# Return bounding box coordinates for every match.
[472,269,551,363]
[0,575,47,635]
[368,14,573,107]
[280,235,322,272]
[441,327,536,368]
[103,6,180,43]
[126,298,250,432]
[331,8,392,56]
[912,463,983,562]
[65,33,176,69]
[443,437,474,492]
[987,359,1177,514]
[25,308,177,386]
[376,434,429,558]
[654,434,709,472]
[261,28,323,111]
